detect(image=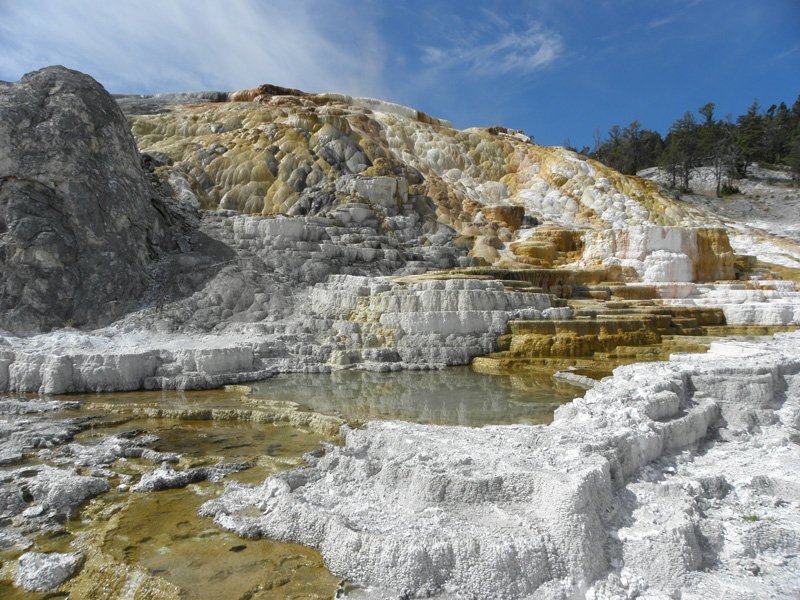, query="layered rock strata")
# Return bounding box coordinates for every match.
[659,280,800,325]
[477,280,800,366]
[0,269,566,392]
[202,333,800,599]
[2,204,799,390]
[306,274,567,369]
[504,226,737,283]
[579,226,736,282]
[0,332,273,394]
